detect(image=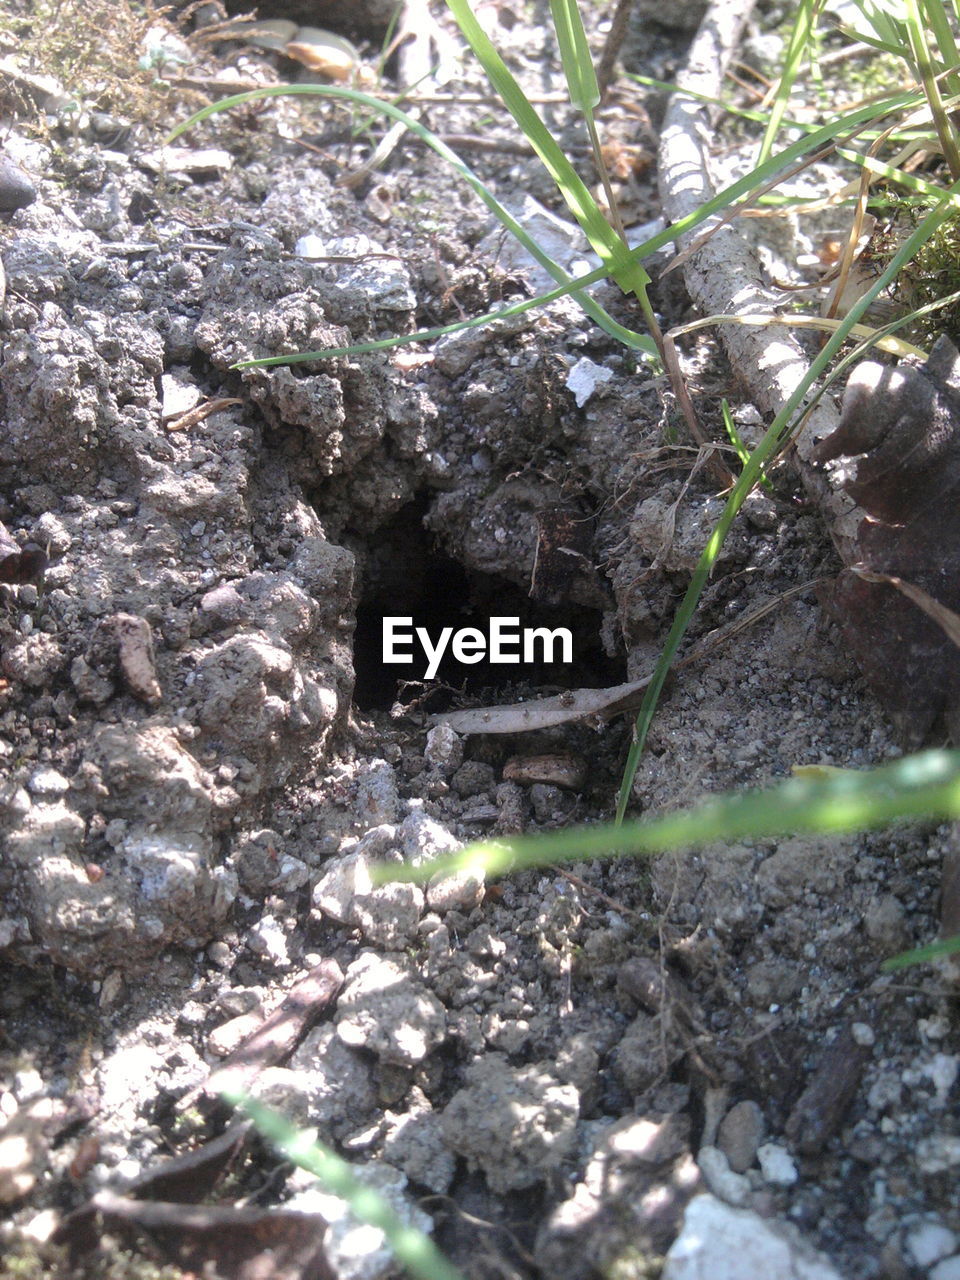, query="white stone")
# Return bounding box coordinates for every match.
[757,1142,798,1186]
[916,1133,960,1174]
[932,1257,960,1280]
[697,1146,751,1207]
[566,356,614,408]
[663,1194,845,1280]
[906,1221,957,1268]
